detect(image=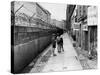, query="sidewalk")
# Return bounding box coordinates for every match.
[75,47,97,70]
[41,33,82,72]
[69,35,97,70]
[23,33,83,73]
